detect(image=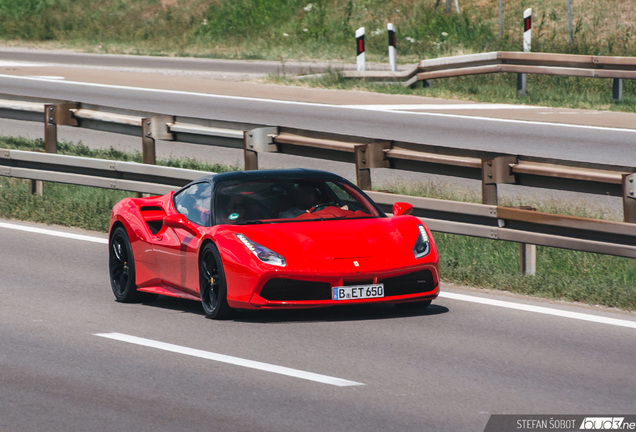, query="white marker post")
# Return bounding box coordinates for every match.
[356,27,365,72]
[387,23,397,72]
[518,8,531,96]
[523,8,532,52]
[519,7,535,273]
